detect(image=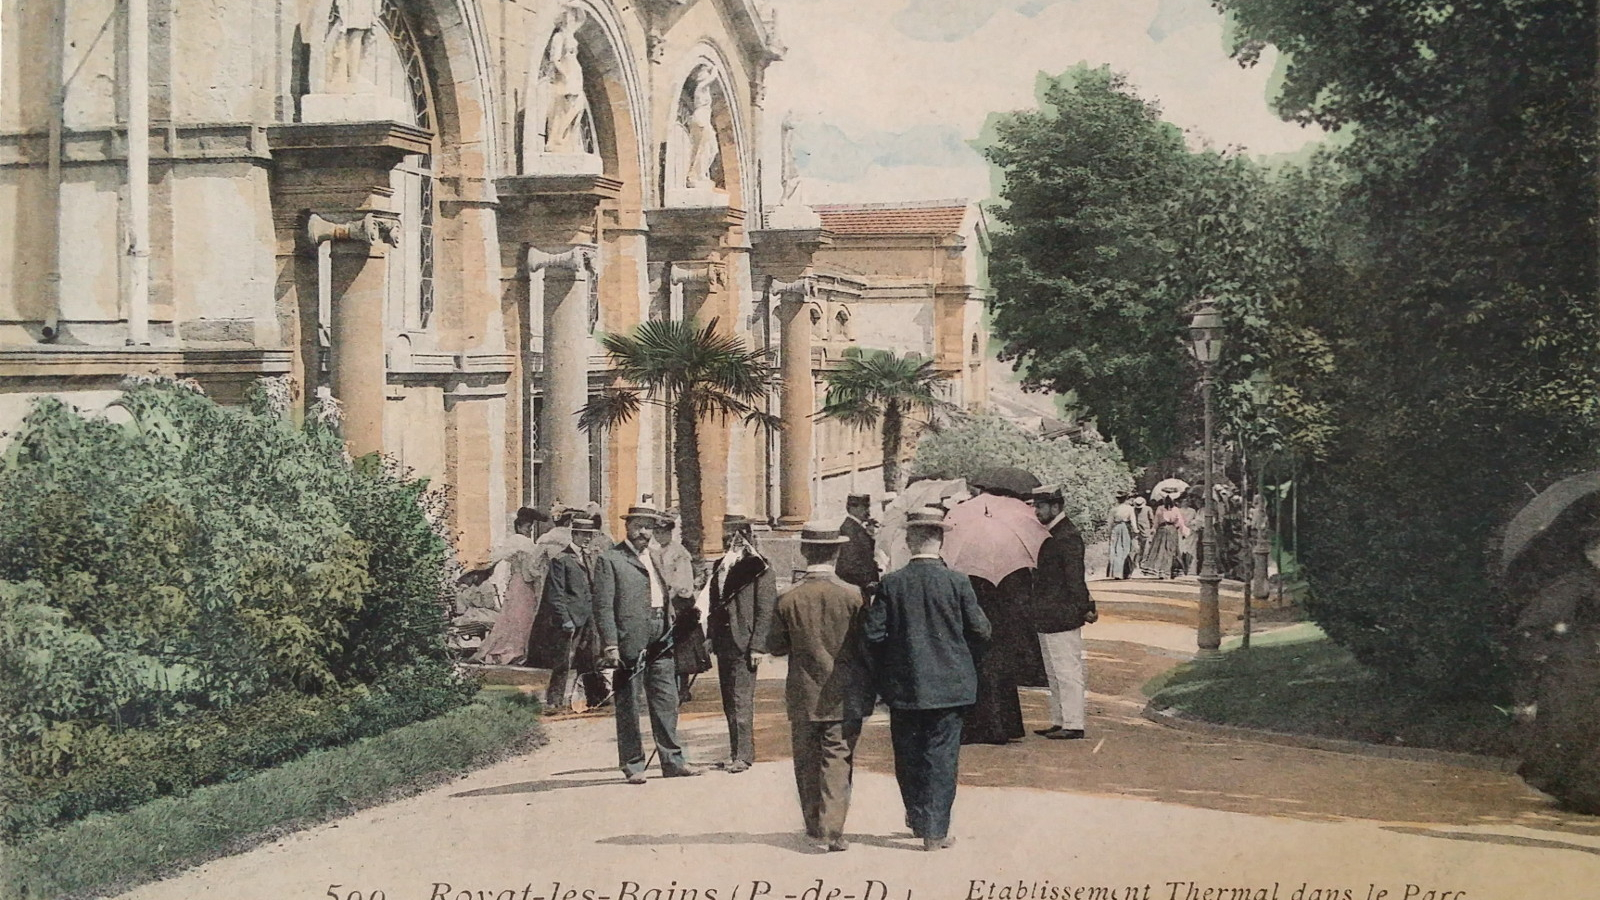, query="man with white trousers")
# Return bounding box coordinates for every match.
[1026,486,1097,740]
